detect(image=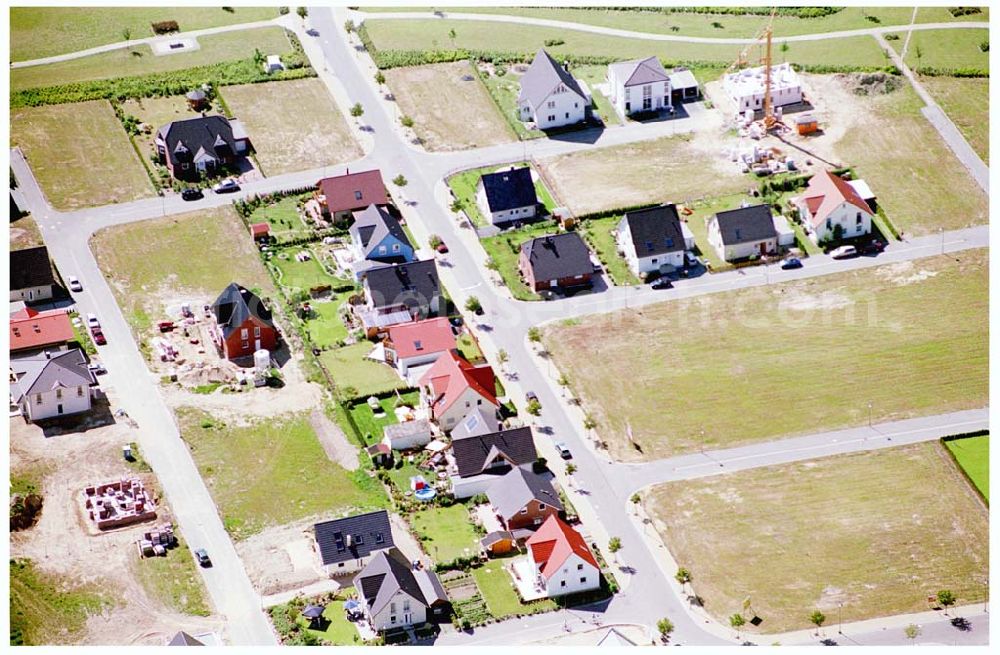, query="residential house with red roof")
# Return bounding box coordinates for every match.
[9,306,75,354]
[384,317,457,379]
[791,170,874,244]
[519,516,600,599]
[417,351,498,430]
[316,169,389,223]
